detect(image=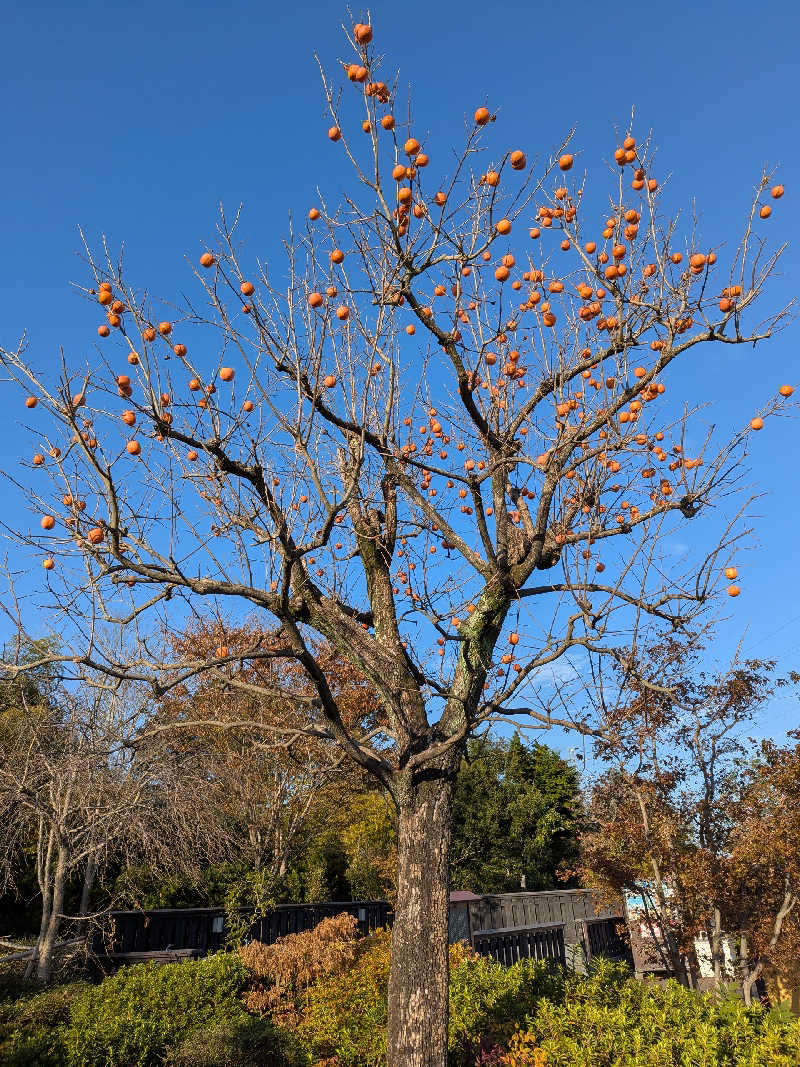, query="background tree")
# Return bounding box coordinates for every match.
[450,733,581,893]
[150,618,384,898]
[720,737,800,1003]
[577,639,798,997]
[0,673,231,981]
[0,16,792,1064]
